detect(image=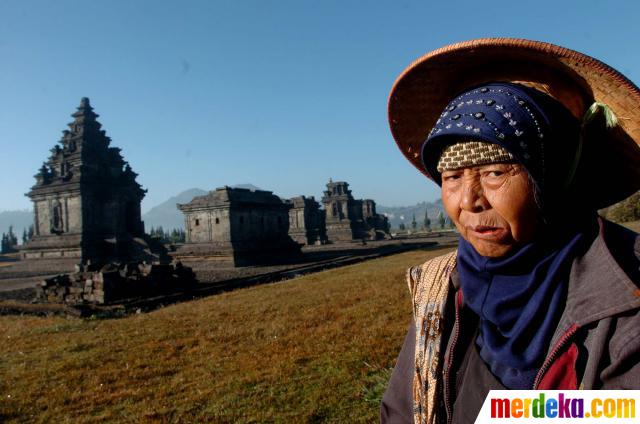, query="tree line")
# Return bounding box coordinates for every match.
[1,224,185,253]
[1,225,34,254]
[148,226,186,244]
[397,210,453,232]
